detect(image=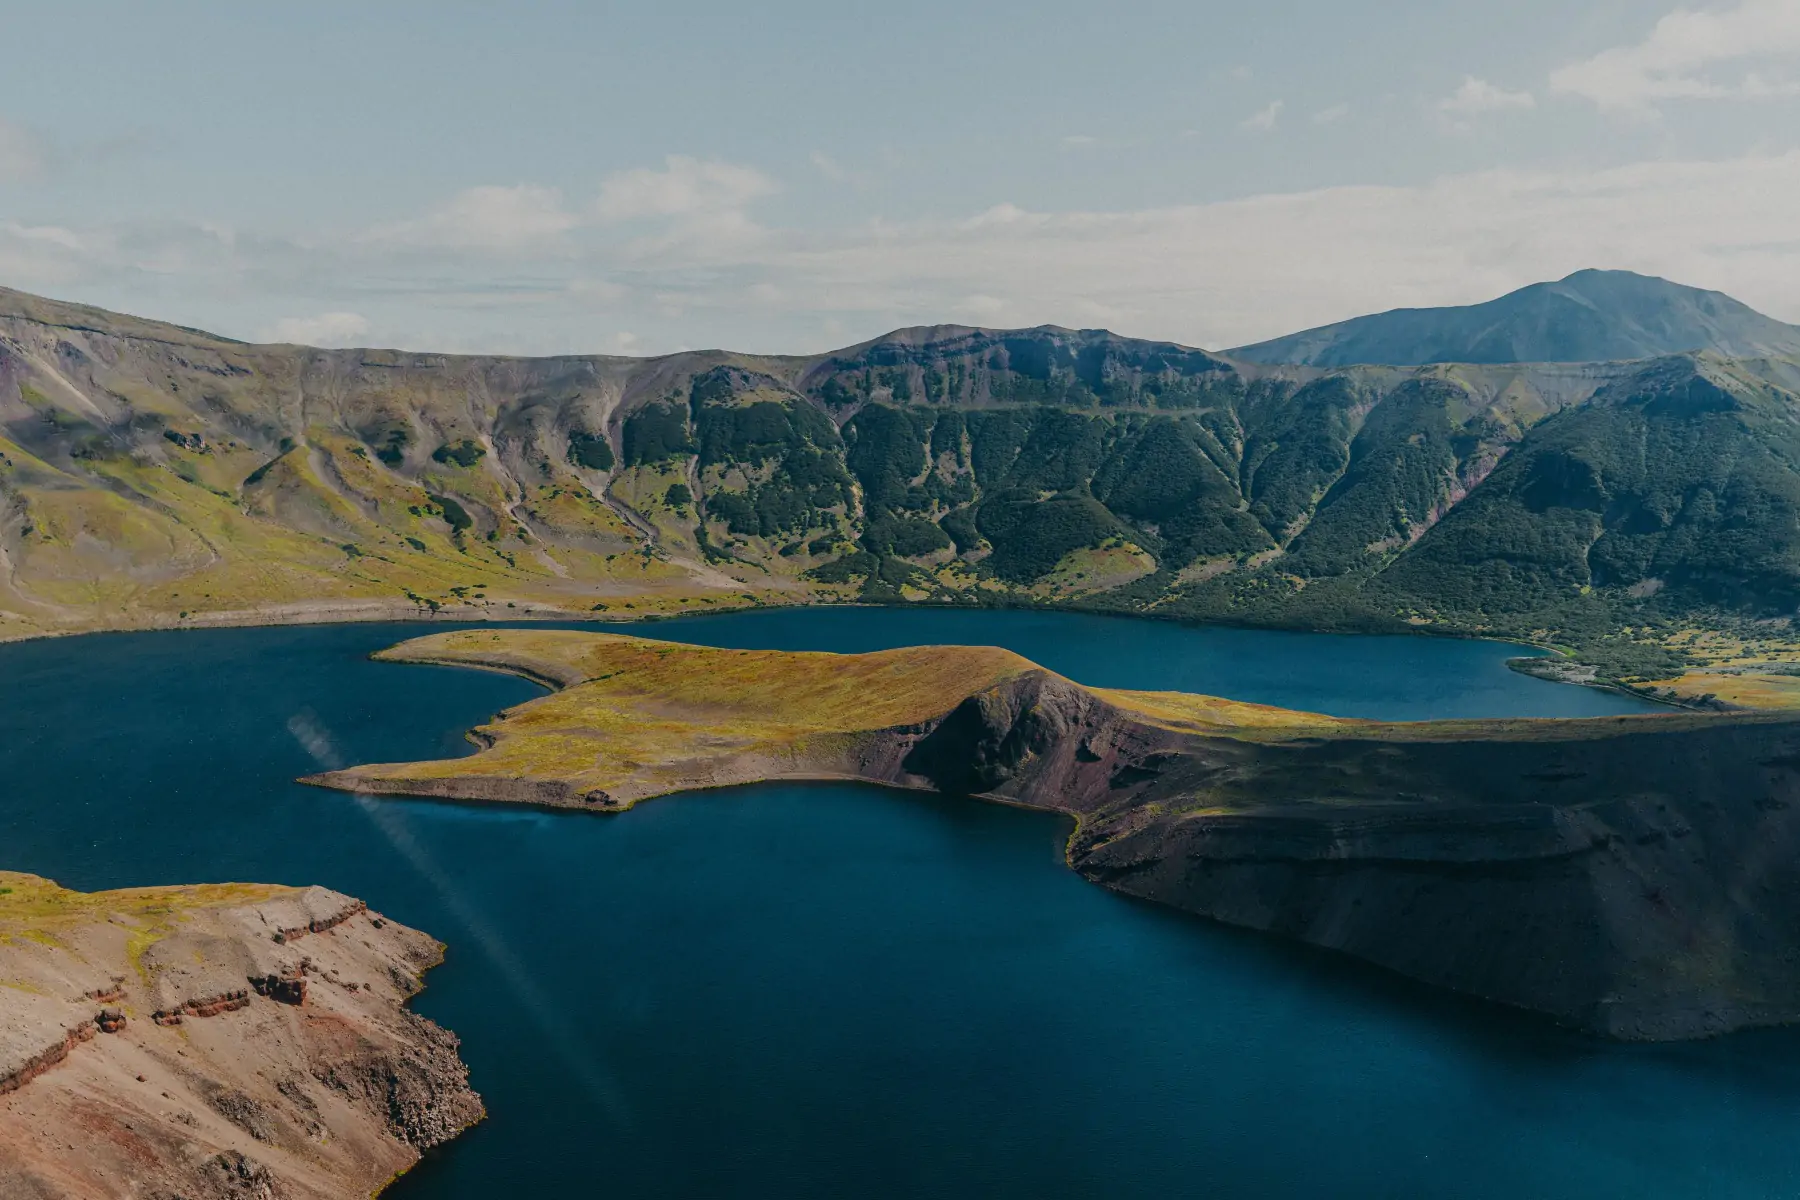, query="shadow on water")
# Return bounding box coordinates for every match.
[1109,874,1800,1089]
[862,780,1800,1088]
